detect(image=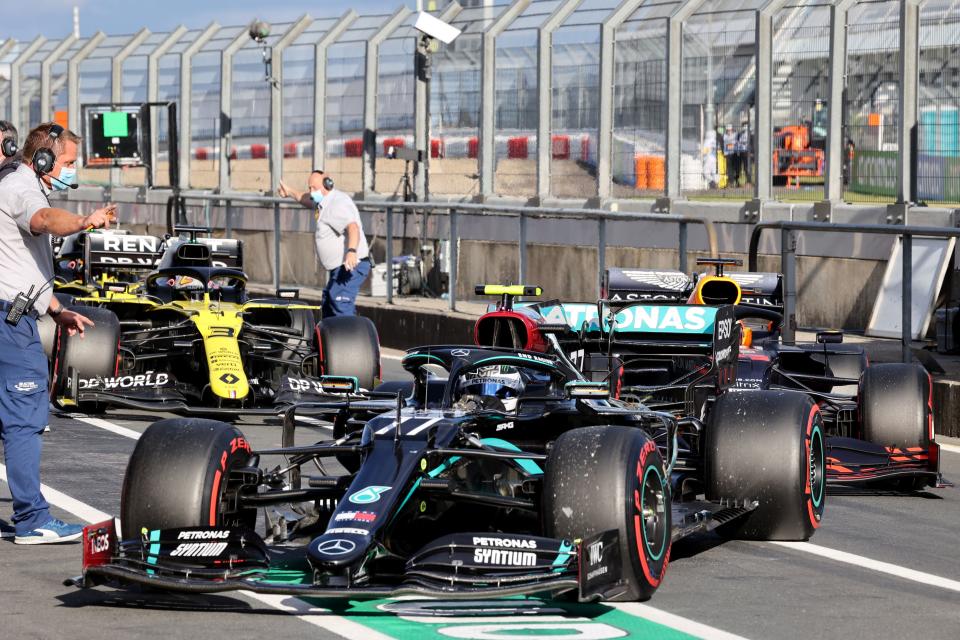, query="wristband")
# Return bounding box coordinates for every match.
[49,306,63,318]
[346,248,357,254]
